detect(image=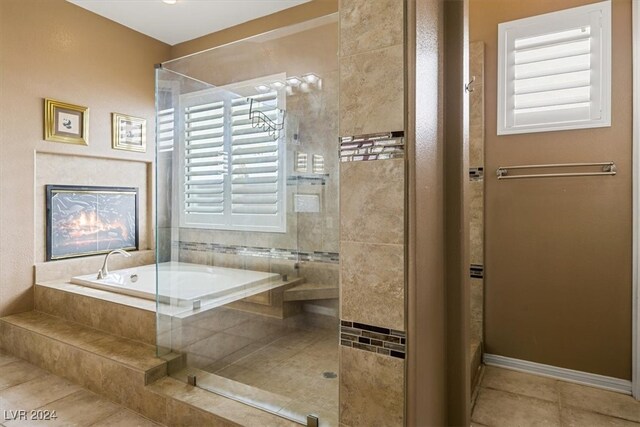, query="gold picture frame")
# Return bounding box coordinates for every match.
[44,98,89,145]
[112,113,146,153]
